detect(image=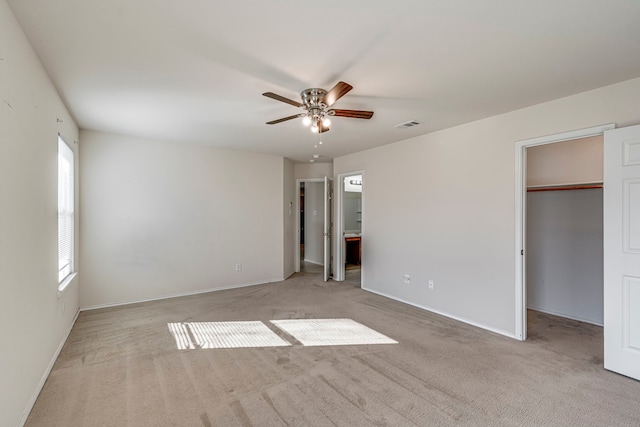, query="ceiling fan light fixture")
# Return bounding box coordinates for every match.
[263,81,373,134]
